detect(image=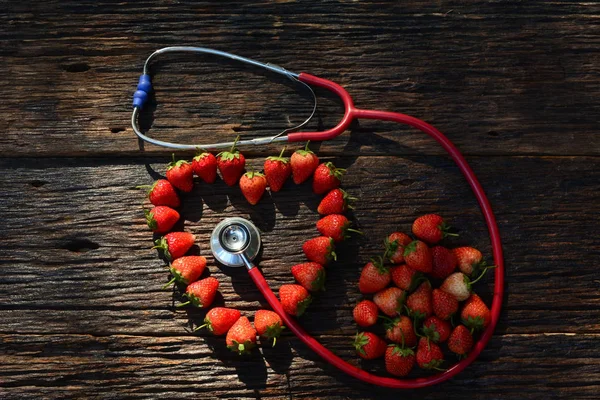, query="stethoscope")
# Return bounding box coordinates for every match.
[132,47,505,388]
